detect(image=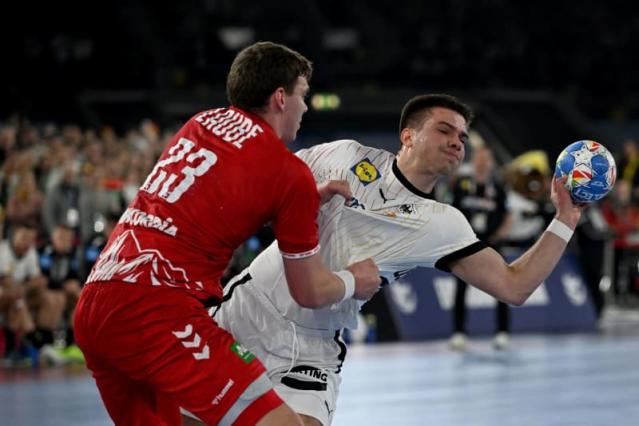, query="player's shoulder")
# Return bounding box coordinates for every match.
[442,203,474,232]
[304,139,392,165]
[445,203,470,221]
[278,148,317,184]
[421,198,469,222]
[299,139,377,157]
